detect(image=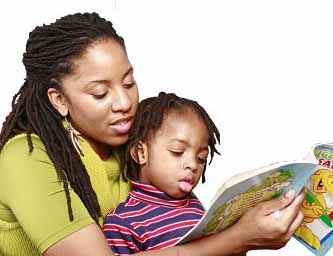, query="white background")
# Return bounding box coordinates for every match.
[1,1,333,255]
